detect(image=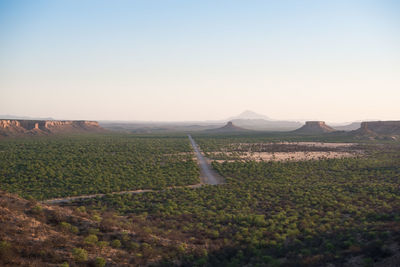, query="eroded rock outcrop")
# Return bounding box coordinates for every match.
[293,121,335,134]
[0,119,104,137]
[359,121,400,134]
[352,121,400,140]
